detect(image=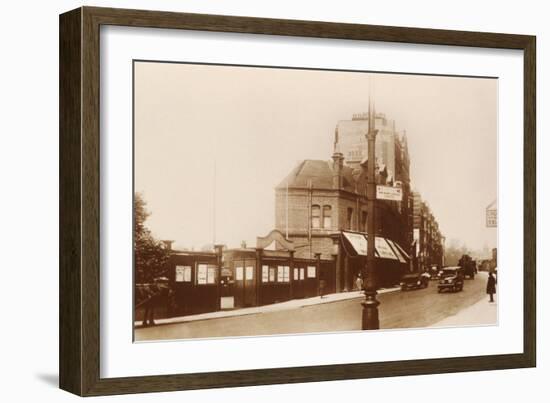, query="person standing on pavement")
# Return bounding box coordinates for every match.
[356,274,363,292]
[486,271,497,303]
